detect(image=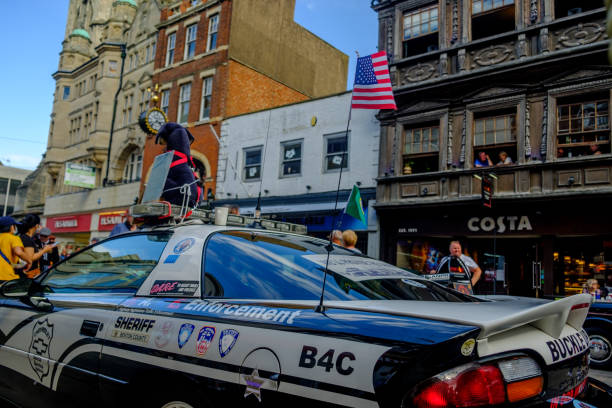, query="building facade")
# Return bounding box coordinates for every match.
[215,92,380,255]
[371,0,612,297]
[0,164,31,216]
[141,0,348,200]
[17,0,165,244]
